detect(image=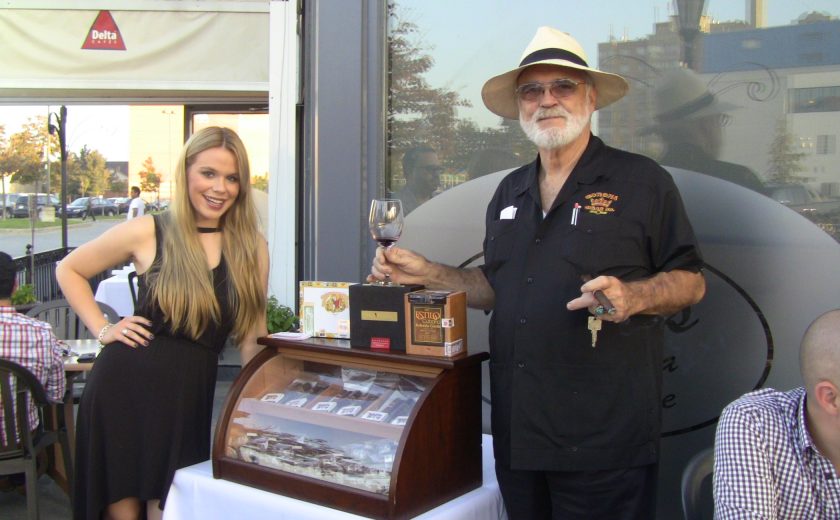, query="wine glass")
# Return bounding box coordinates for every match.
[369,199,404,284]
[369,198,404,249]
